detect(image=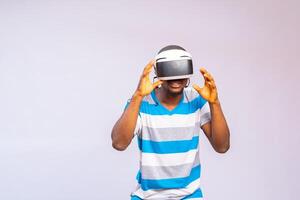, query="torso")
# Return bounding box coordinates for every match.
[130,88,211,200]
